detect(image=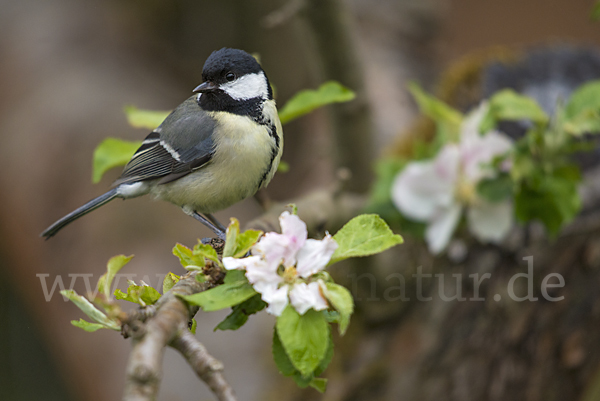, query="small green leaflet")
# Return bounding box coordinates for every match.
[223,218,240,258]
[322,283,354,335]
[97,254,134,299]
[215,294,266,331]
[272,322,333,392]
[124,105,170,130]
[515,165,581,235]
[278,81,356,125]
[71,319,107,333]
[172,243,204,270]
[92,138,142,183]
[193,242,222,267]
[162,272,180,294]
[479,89,548,133]
[183,270,256,311]
[476,174,513,203]
[276,307,330,376]
[114,284,161,306]
[563,80,600,136]
[223,218,262,258]
[61,290,120,331]
[407,82,463,141]
[329,214,403,265]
